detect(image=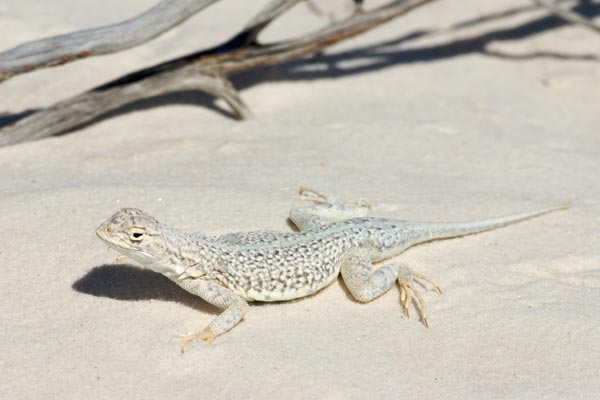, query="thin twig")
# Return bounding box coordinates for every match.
[0,0,219,82]
[532,0,600,33]
[0,0,436,146]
